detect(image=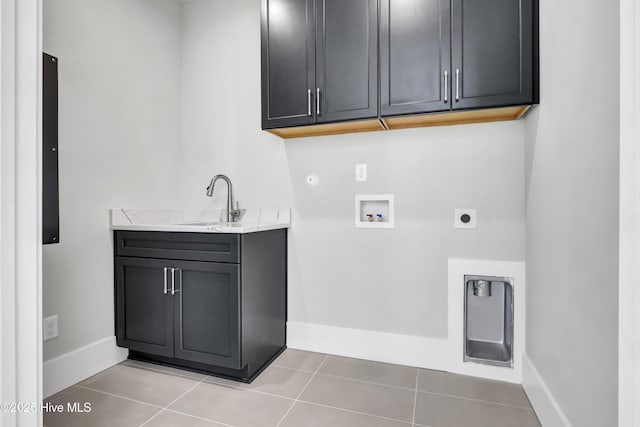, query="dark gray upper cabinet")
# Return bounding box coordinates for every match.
[380,0,451,116]
[261,0,315,129]
[315,0,378,123]
[173,260,241,369]
[261,0,378,129]
[261,0,538,135]
[451,0,534,109]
